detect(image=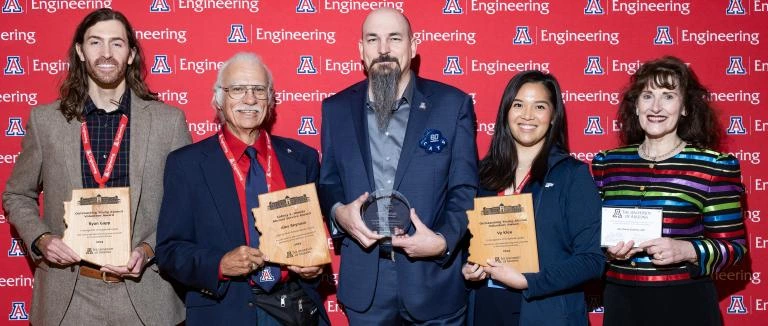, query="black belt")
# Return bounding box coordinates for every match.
[379,240,394,260]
